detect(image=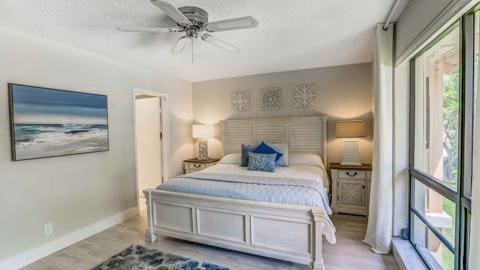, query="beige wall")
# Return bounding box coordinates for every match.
[0,27,193,261]
[471,51,480,268]
[193,63,373,165]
